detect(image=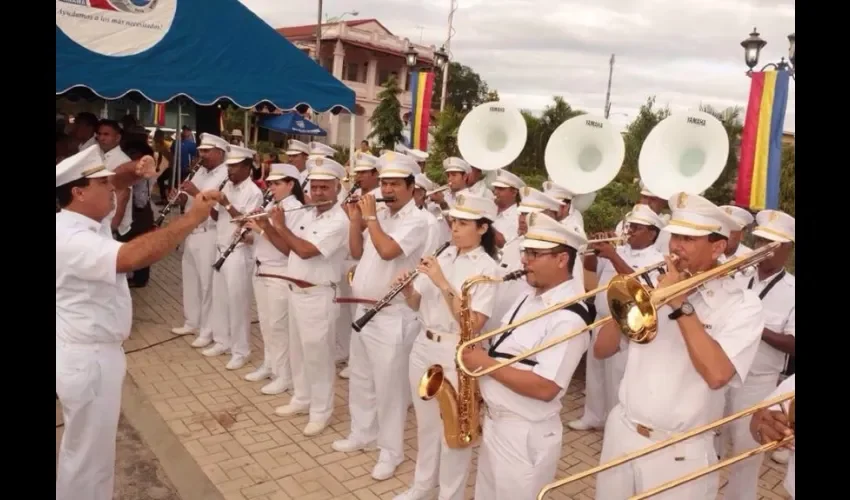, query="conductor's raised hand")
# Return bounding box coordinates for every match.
[188,191,220,220]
